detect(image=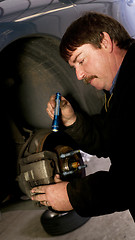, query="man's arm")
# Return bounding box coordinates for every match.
[64,111,108,157]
